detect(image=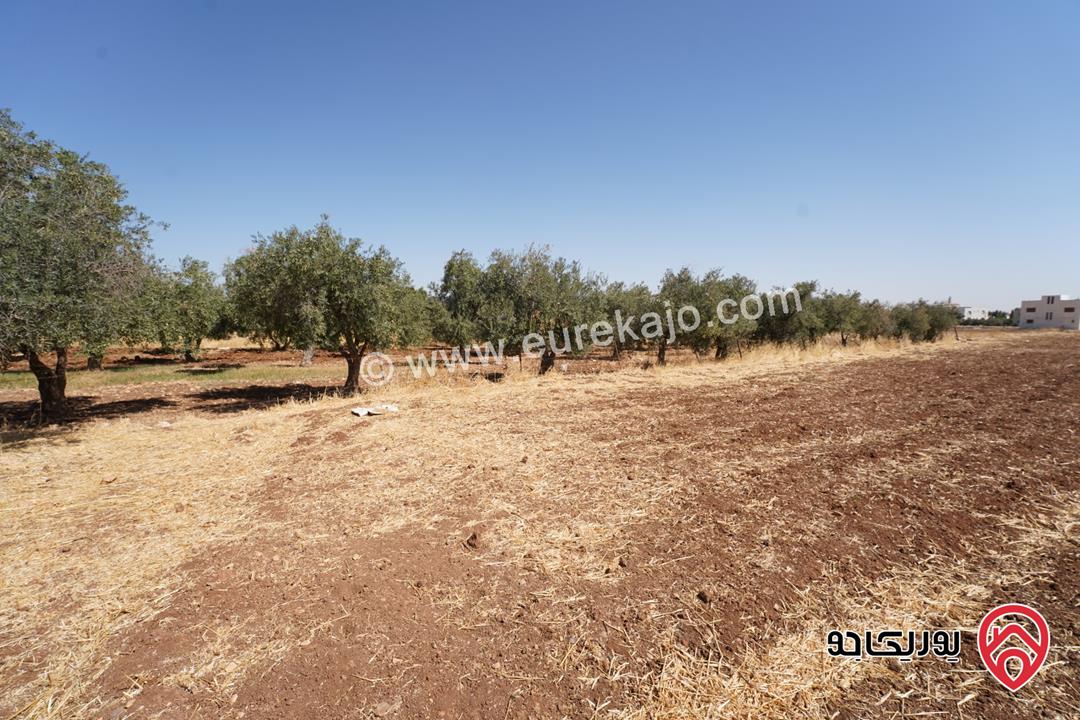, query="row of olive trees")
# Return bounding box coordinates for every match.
[1,109,956,418]
[111,256,228,364]
[1,109,424,416]
[2,111,244,416]
[426,254,956,369]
